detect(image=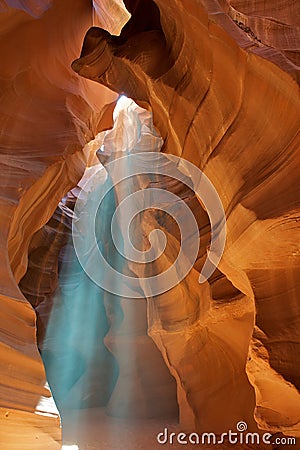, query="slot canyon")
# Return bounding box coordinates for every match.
[0,0,299,449]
